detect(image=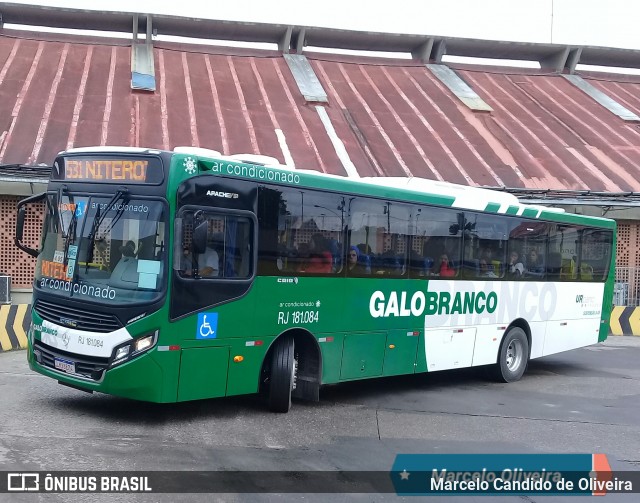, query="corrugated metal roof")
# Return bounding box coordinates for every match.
[1,29,640,191]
